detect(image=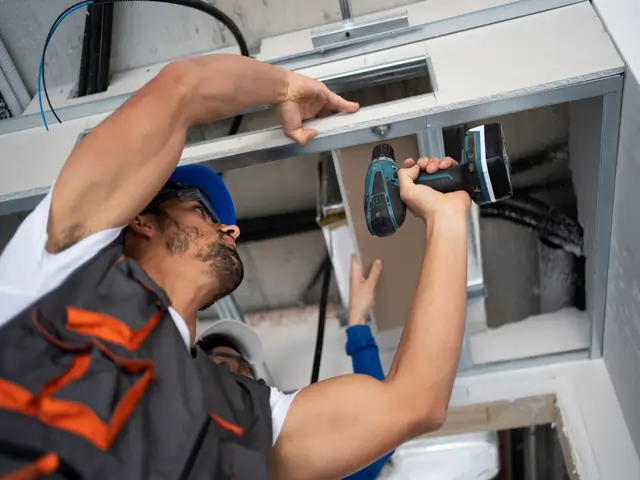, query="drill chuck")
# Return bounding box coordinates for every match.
[371,143,395,161]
